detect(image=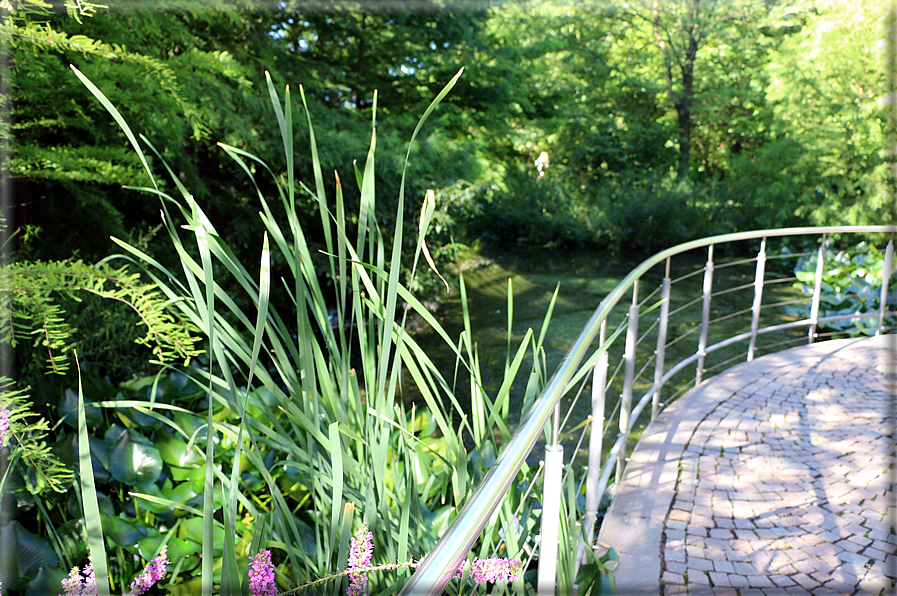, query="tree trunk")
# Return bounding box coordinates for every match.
[676,9,699,179]
[653,0,701,179]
